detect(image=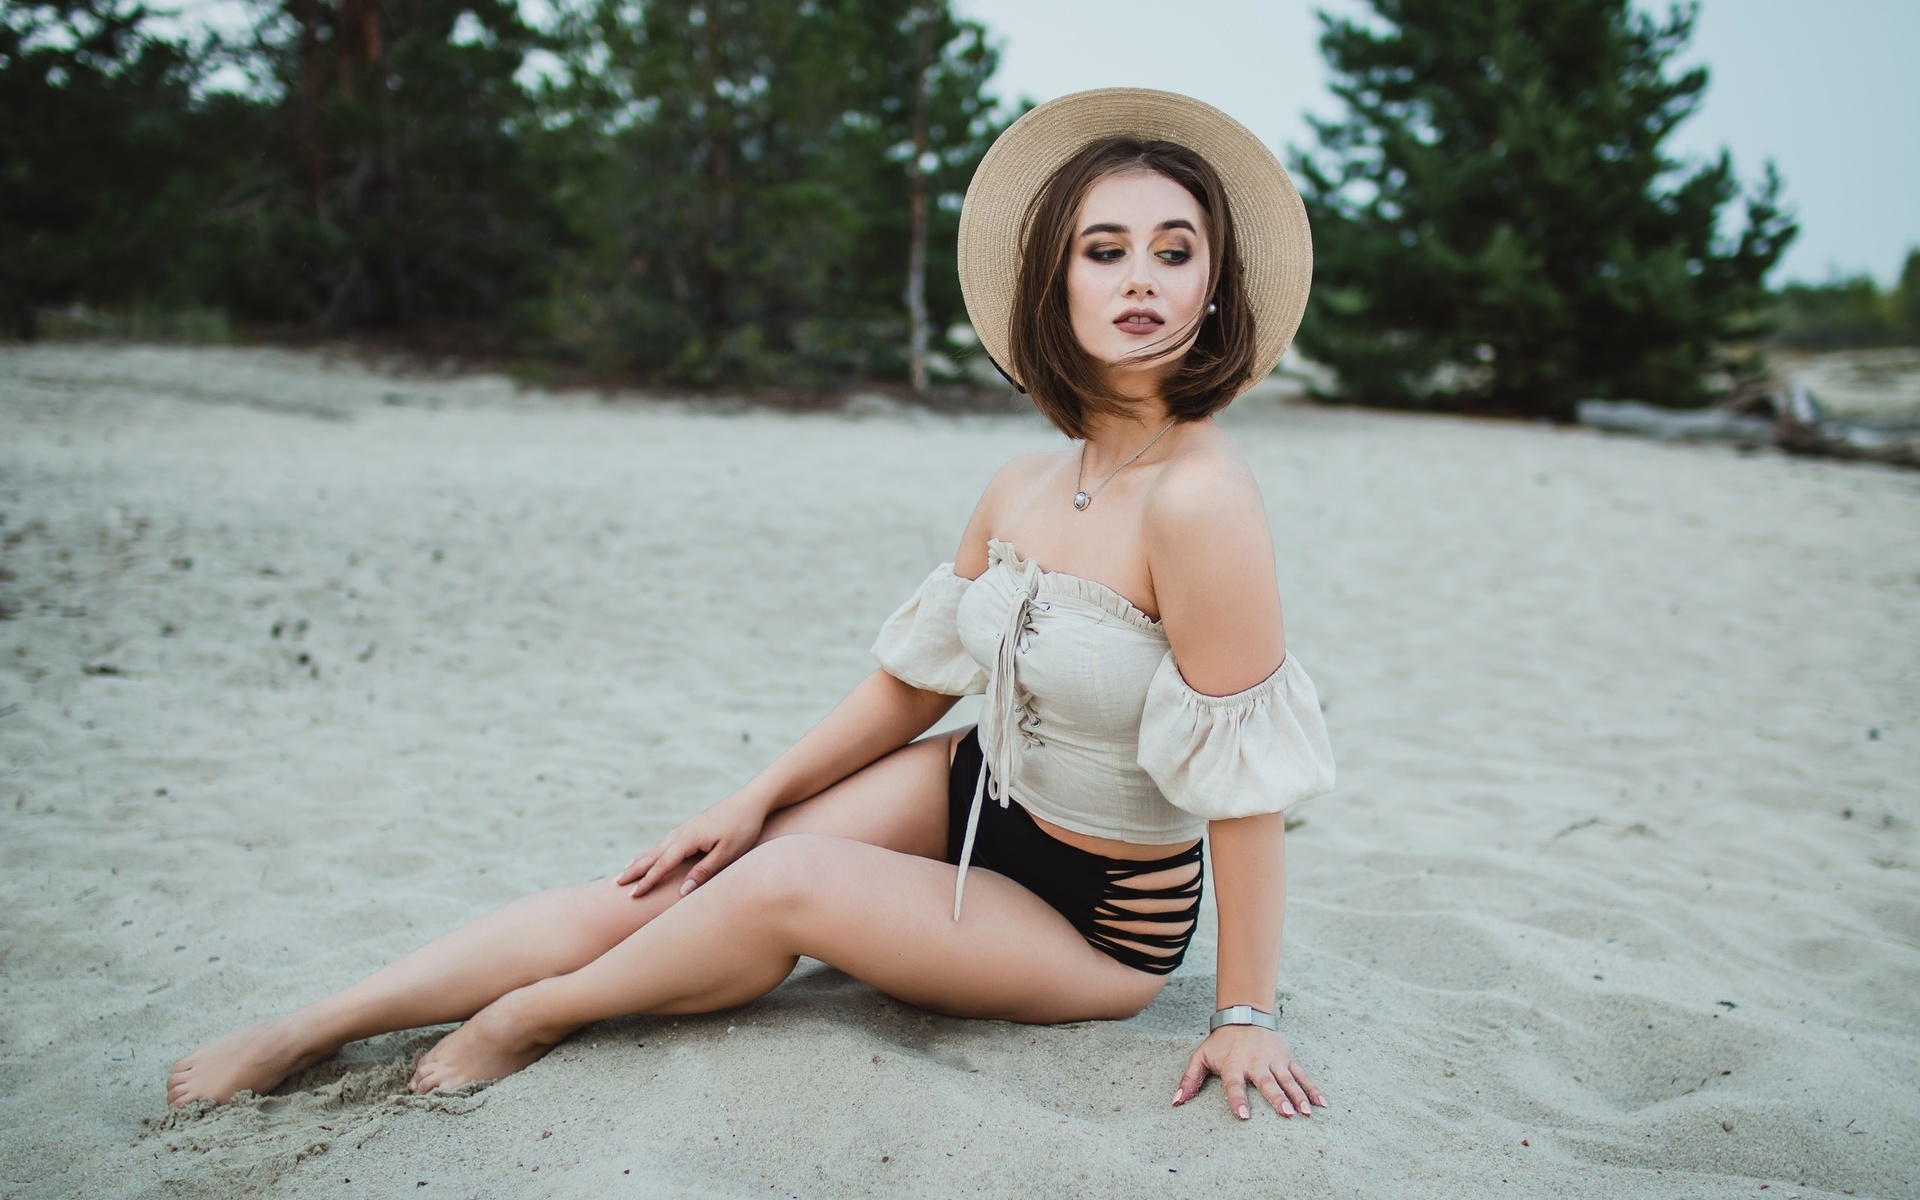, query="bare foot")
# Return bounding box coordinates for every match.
[167,1018,334,1106]
[409,990,567,1094]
